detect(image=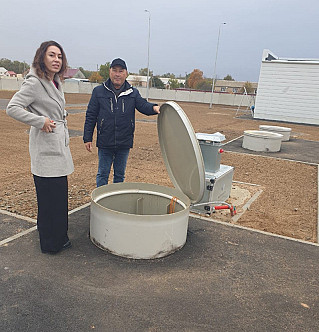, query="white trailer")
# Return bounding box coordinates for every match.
[254,49,319,125]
